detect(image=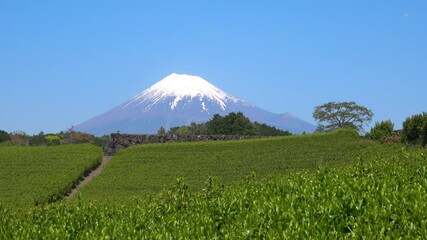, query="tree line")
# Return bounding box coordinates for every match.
[313,101,427,147]
[0,130,109,147]
[163,112,292,136]
[1,101,426,148]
